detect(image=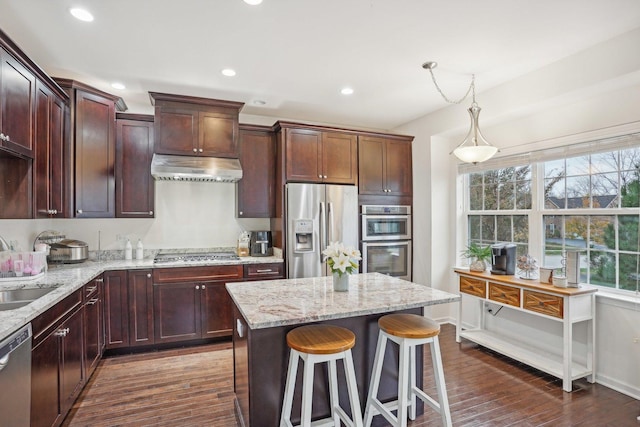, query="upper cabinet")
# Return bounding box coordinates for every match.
[277,122,357,185]
[55,79,119,218]
[236,124,275,218]
[358,135,413,197]
[149,92,244,158]
[0,46,36,158]
[34,81,67,218]
[116,113,155,218]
